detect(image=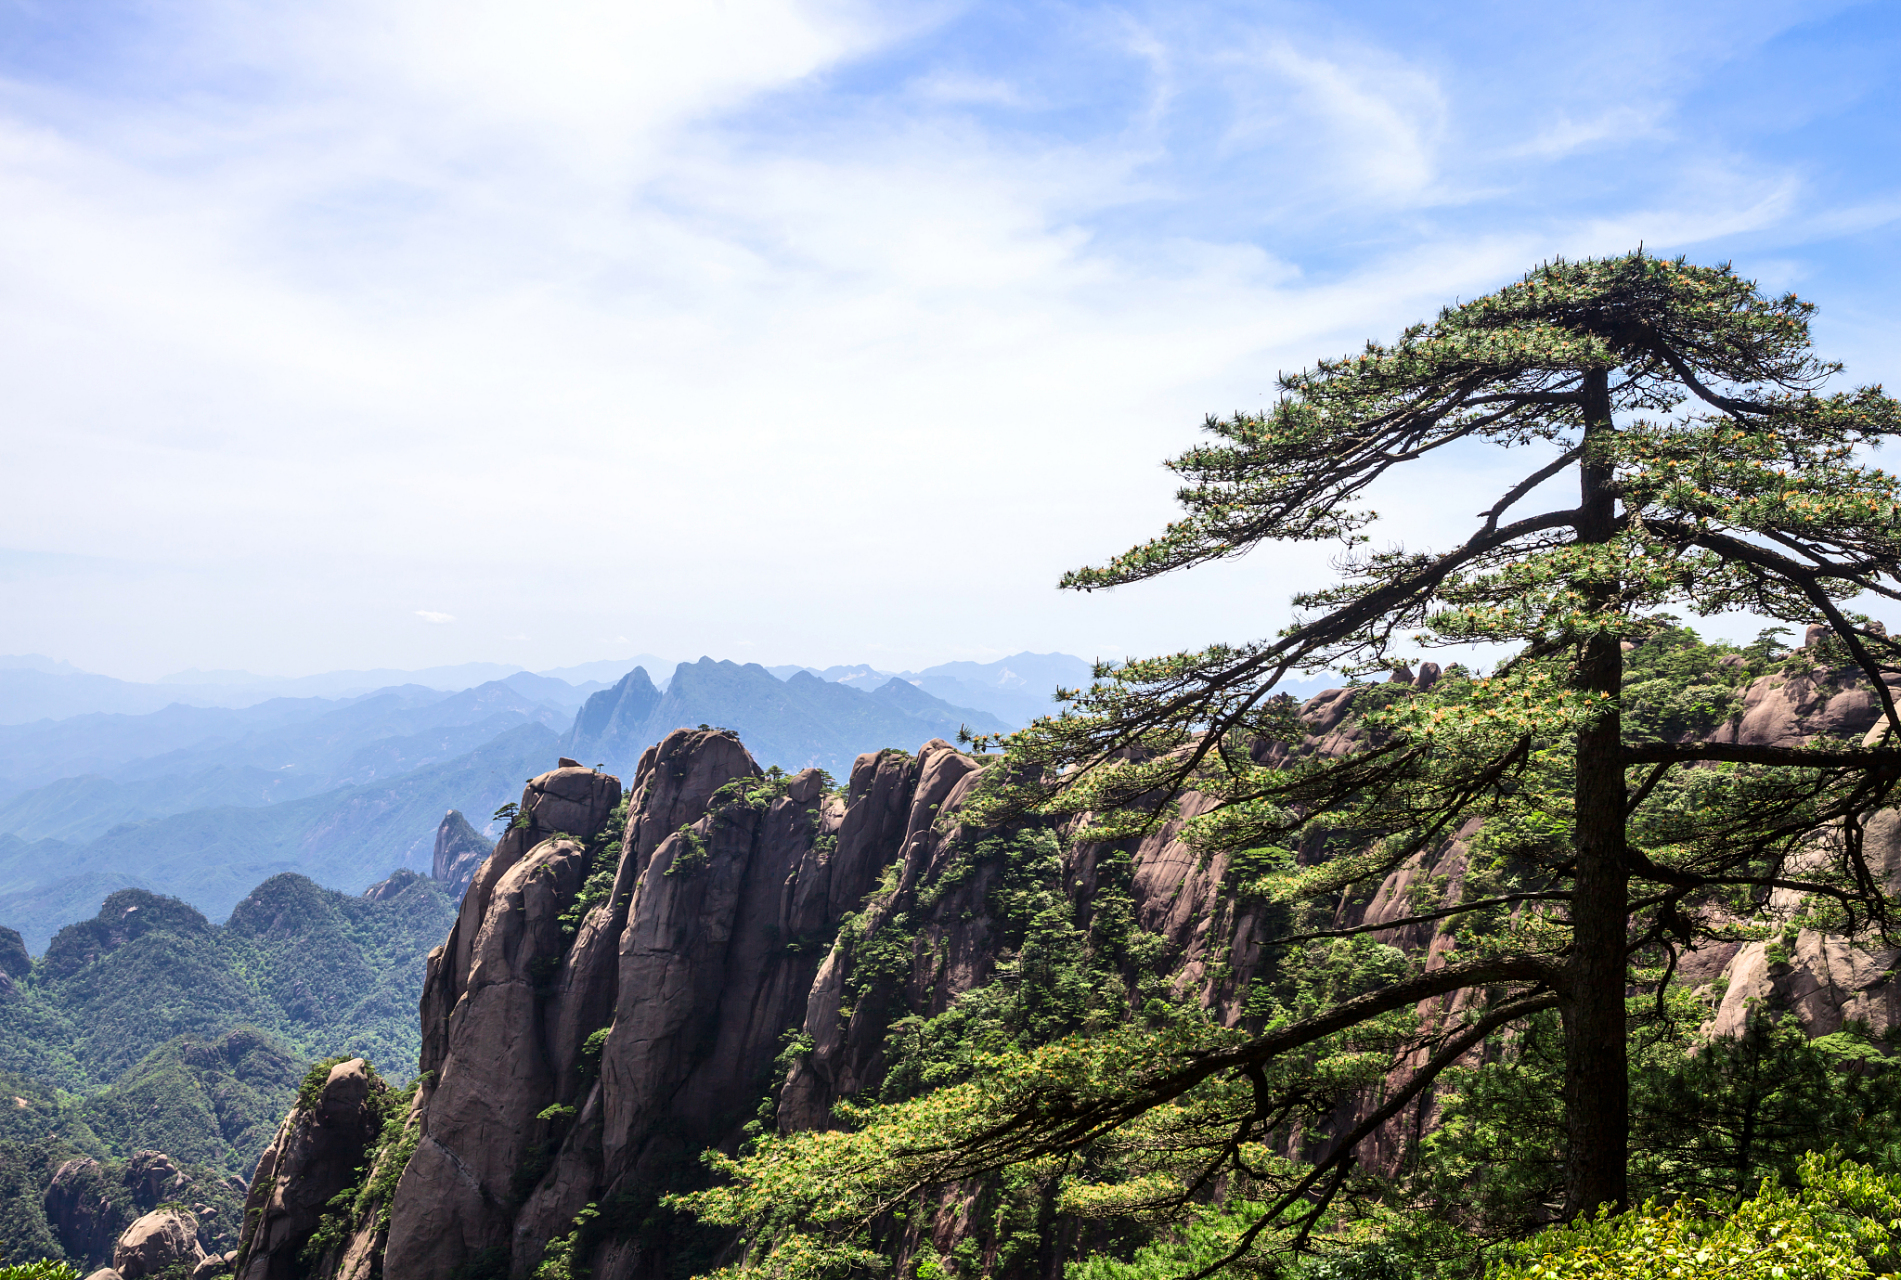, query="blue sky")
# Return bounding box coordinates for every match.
[1,0,1898,679]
